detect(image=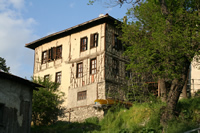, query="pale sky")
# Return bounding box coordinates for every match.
[0,0,129,79]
